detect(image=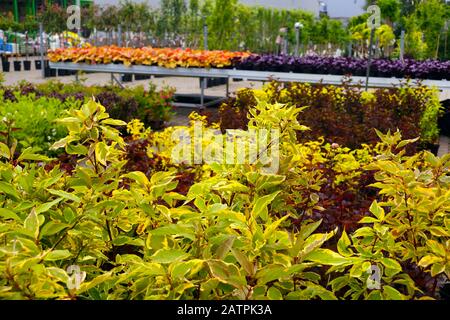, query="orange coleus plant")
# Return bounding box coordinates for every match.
[48,46,252,69]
